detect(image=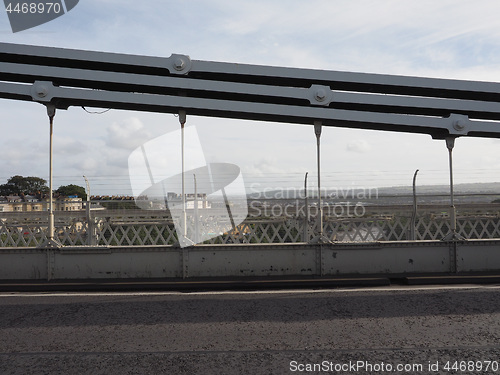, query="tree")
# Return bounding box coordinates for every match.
[0,175,49,196]
[56,184,87,199]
